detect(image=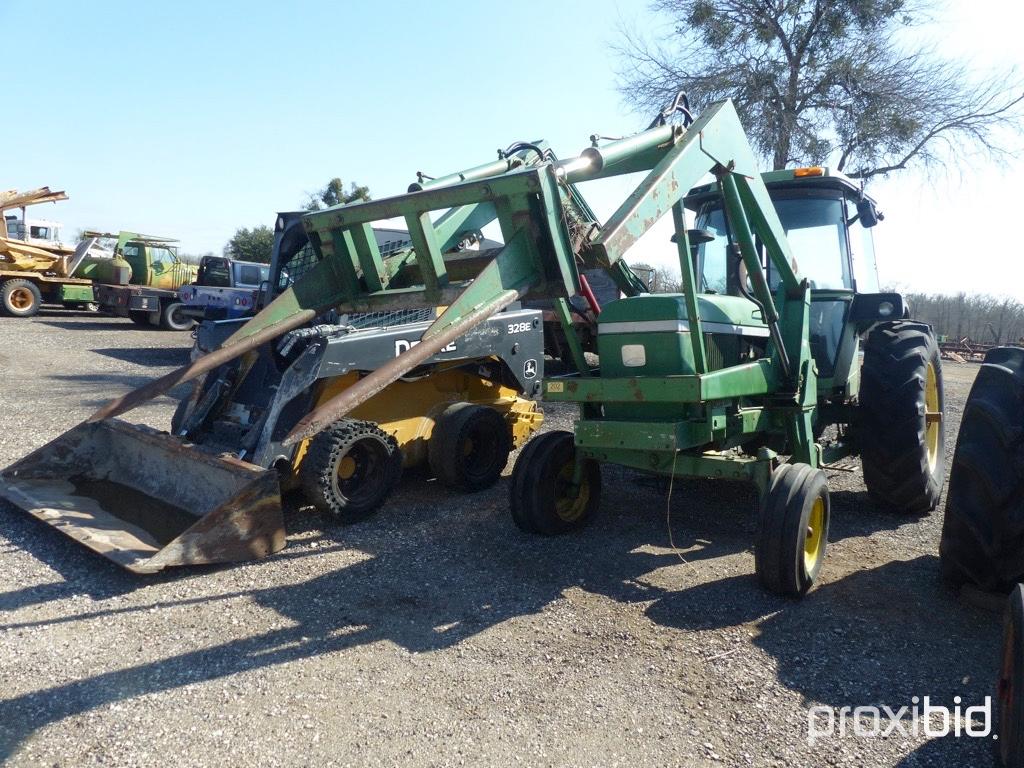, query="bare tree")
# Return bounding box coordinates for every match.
[615,1,1023,177]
